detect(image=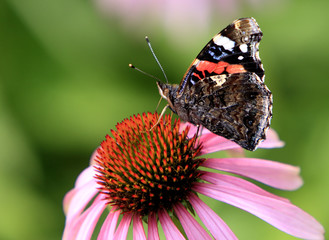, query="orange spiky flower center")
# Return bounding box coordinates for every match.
[95,112,204,216]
